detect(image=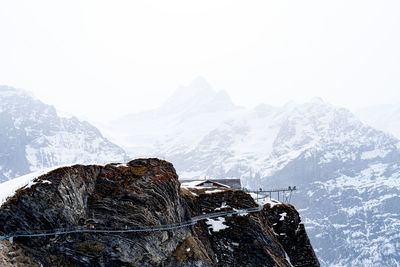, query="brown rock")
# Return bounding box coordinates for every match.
[0,158,319,266]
